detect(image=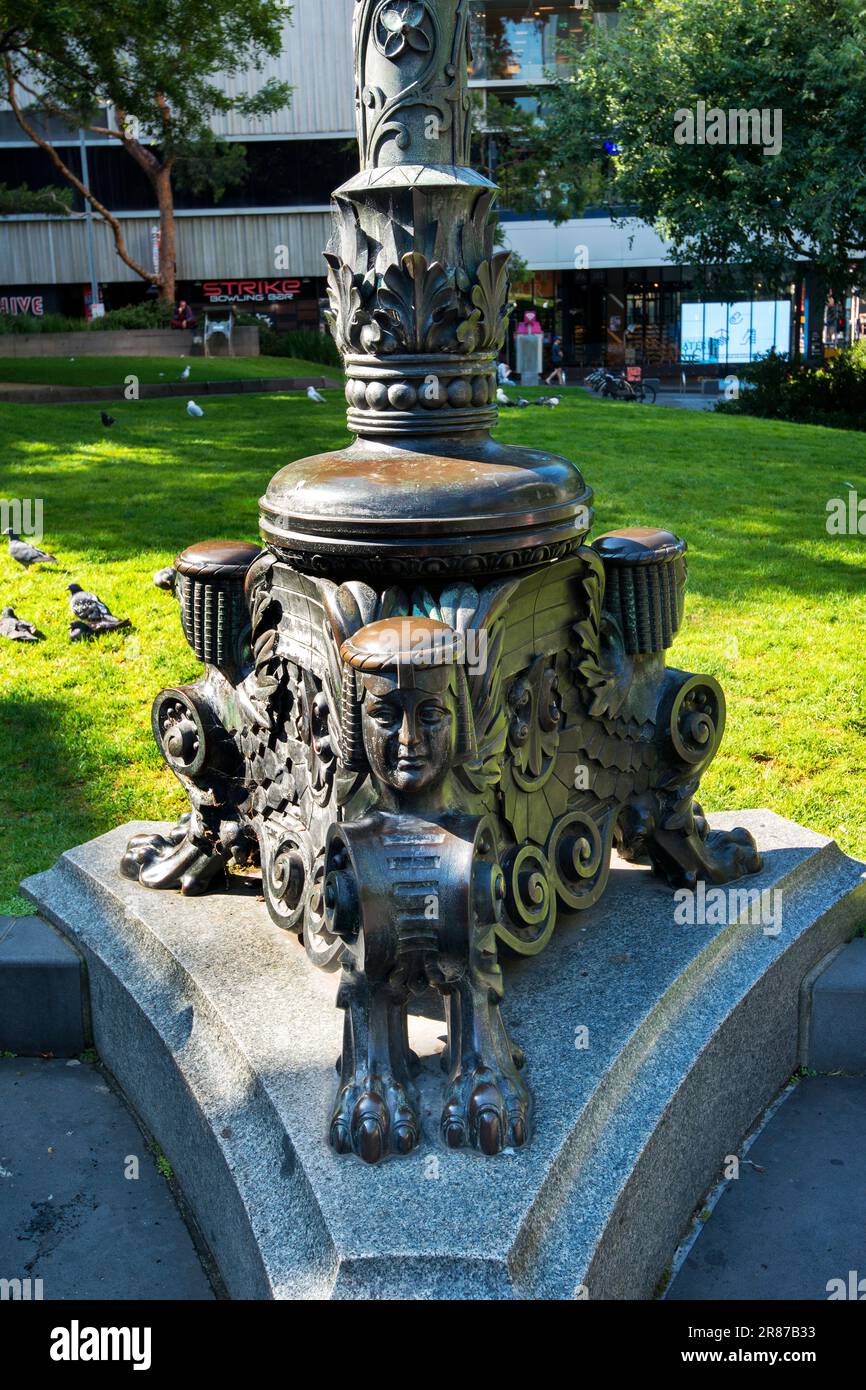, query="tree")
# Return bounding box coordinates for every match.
[471,90,604,222]
[0,181,71,214]
[0,1,293,303]
[538,0,866,292]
